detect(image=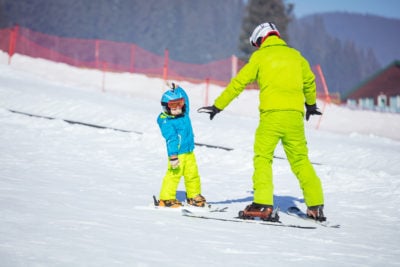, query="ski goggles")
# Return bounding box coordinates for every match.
[167,98,185,109]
